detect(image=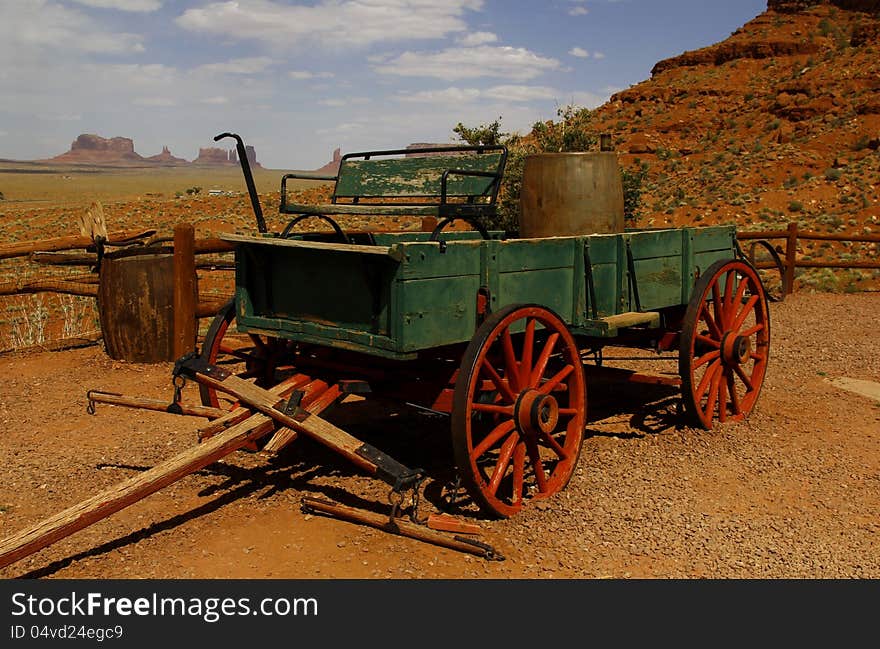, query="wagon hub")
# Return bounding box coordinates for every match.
[721,332,751,366]
[515,389,559,437]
